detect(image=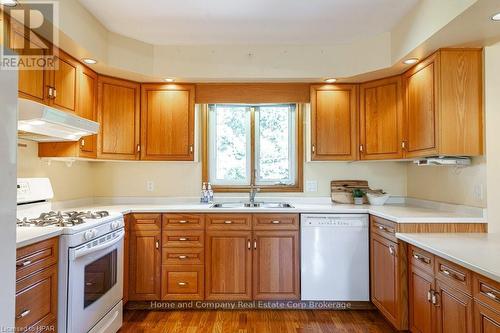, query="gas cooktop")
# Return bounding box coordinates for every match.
[17,210,110,227]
